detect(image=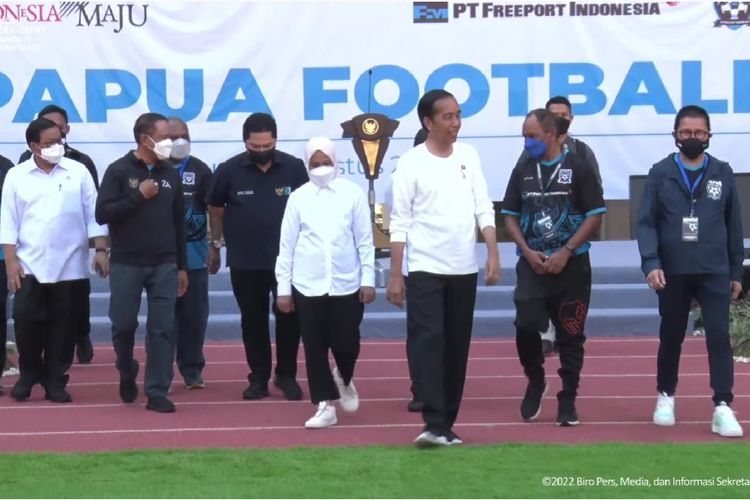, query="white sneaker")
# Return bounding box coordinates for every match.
[653,392,675,426]
[304,401,337,429]
[332,367,359,413]
[540,321,555,342]
[712,402,743,438]
[414,431,449,448]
